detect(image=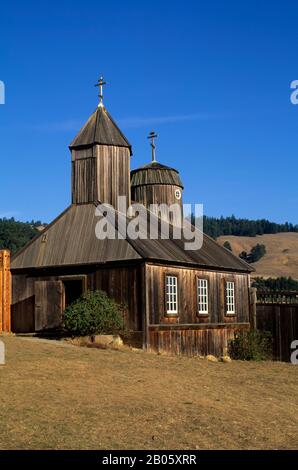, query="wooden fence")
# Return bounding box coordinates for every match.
[256,290,298,362]
[0,250,11,333]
